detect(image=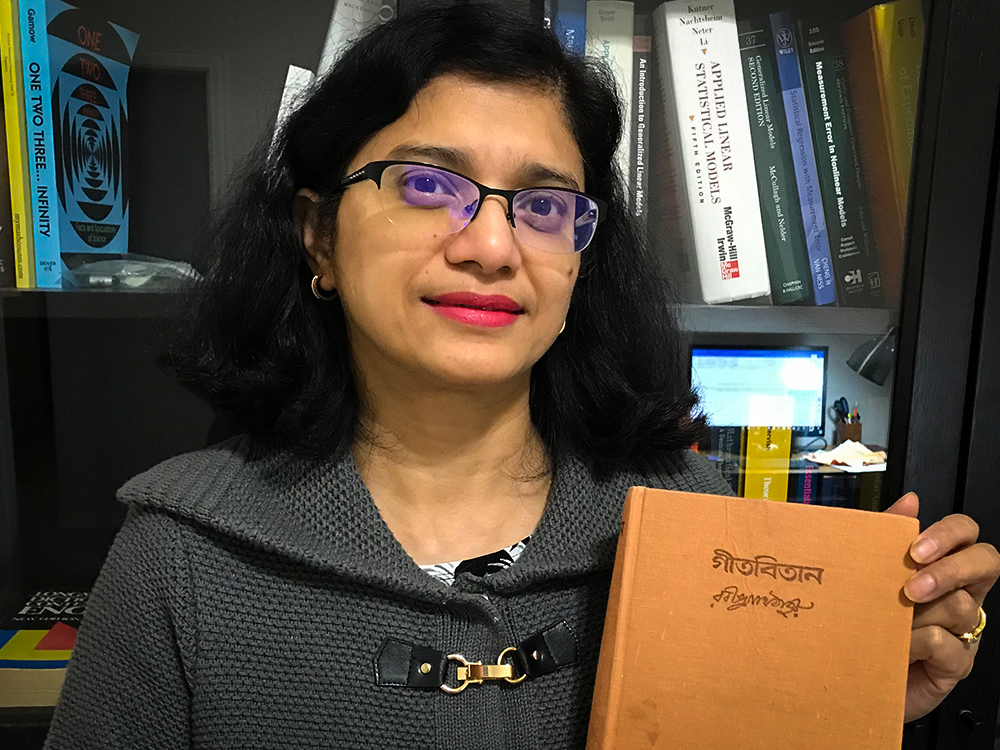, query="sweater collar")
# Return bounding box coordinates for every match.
[117,436,637,602]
